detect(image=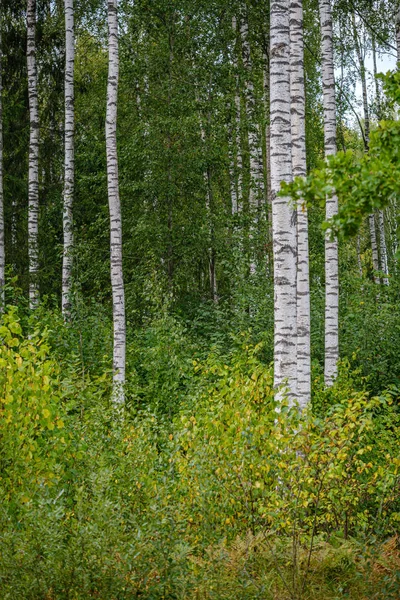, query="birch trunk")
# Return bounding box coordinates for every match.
[239,9,260,213]
[368,213,380,283]
[290,0,310,408]
[27,0,40,308]
[396,7,400,63]
[106,0,126,404]
[0,16,4,310]
[353,18,381,284]
[232,16,243,213]
[378,210,389,285]
[270,0,297,402]
[319,0,339,386]
[62,0,75,317]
